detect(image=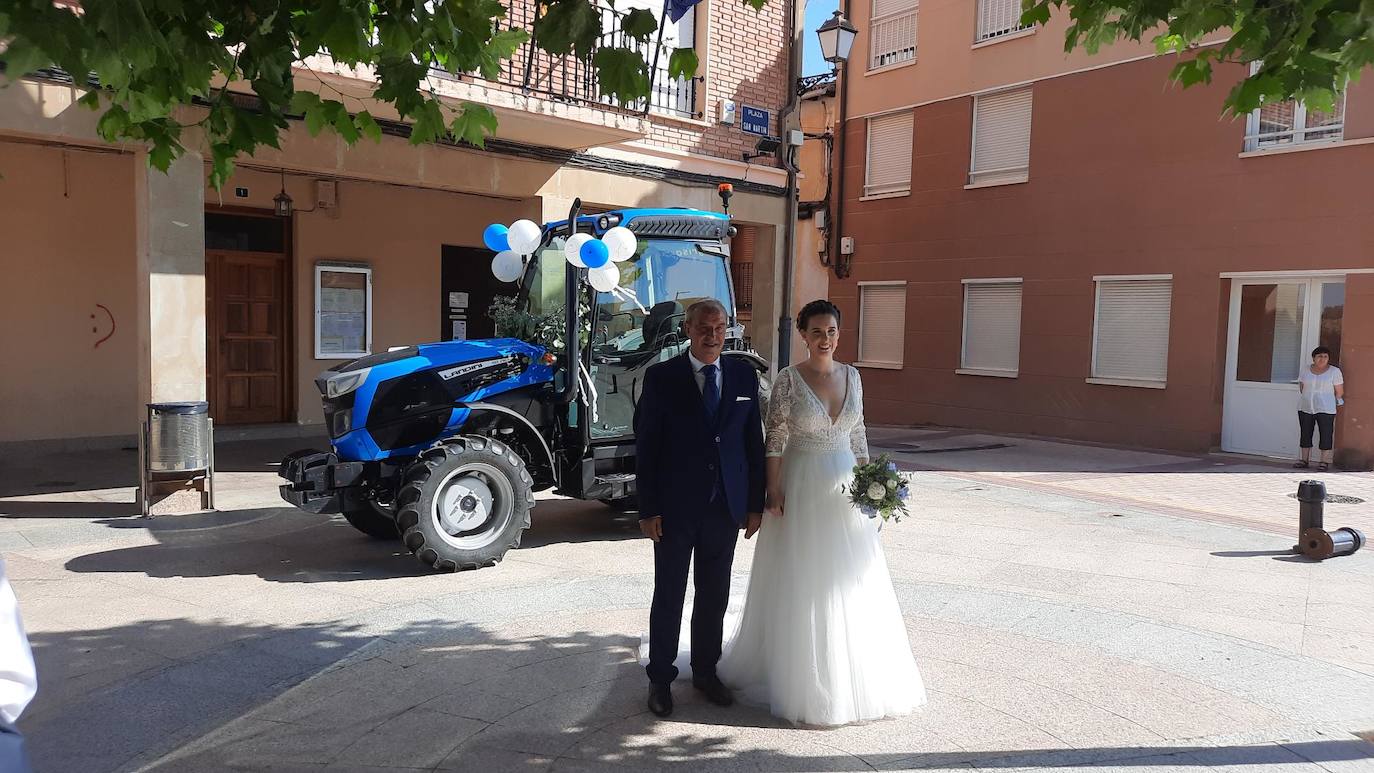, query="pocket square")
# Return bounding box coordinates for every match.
[735,396,752,402]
